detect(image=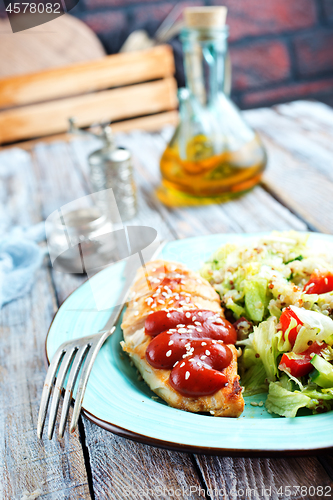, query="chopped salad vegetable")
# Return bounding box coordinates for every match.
[200,231,333,417]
